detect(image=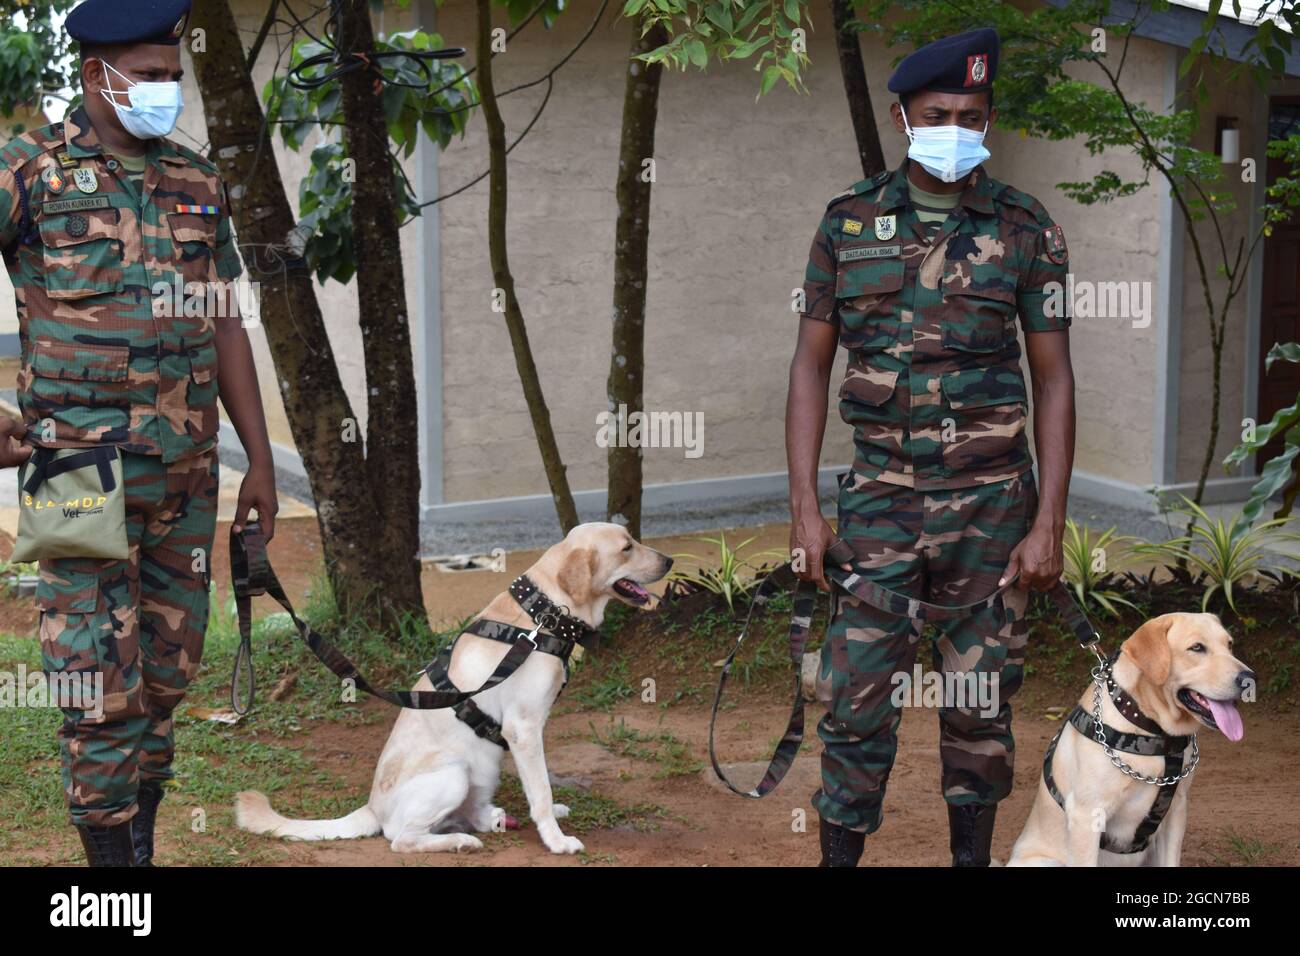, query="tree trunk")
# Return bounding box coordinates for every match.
[475,0,580,533]
[605,22,667,539]
[188,0,422,632]
[329,0,428,623]
[830,0,886,178]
